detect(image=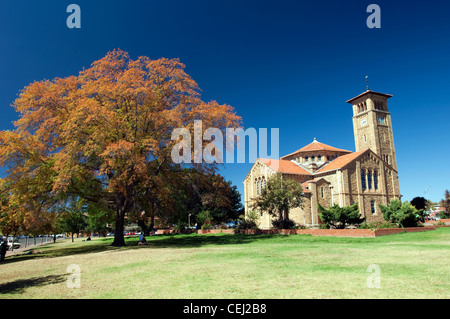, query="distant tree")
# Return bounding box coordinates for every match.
[318,203,364,229]
[86,203,115,236]
[410,196,430,222]
[62,199,89,242]
[439,190,450,219]
[252,174,303,223]
[379,199,420,227]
